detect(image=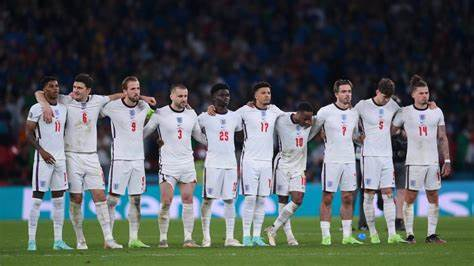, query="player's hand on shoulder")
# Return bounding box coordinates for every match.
[207,105,216,116]
[39,148,56,164]
[142,96,157,106]
[42,106,54,124]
